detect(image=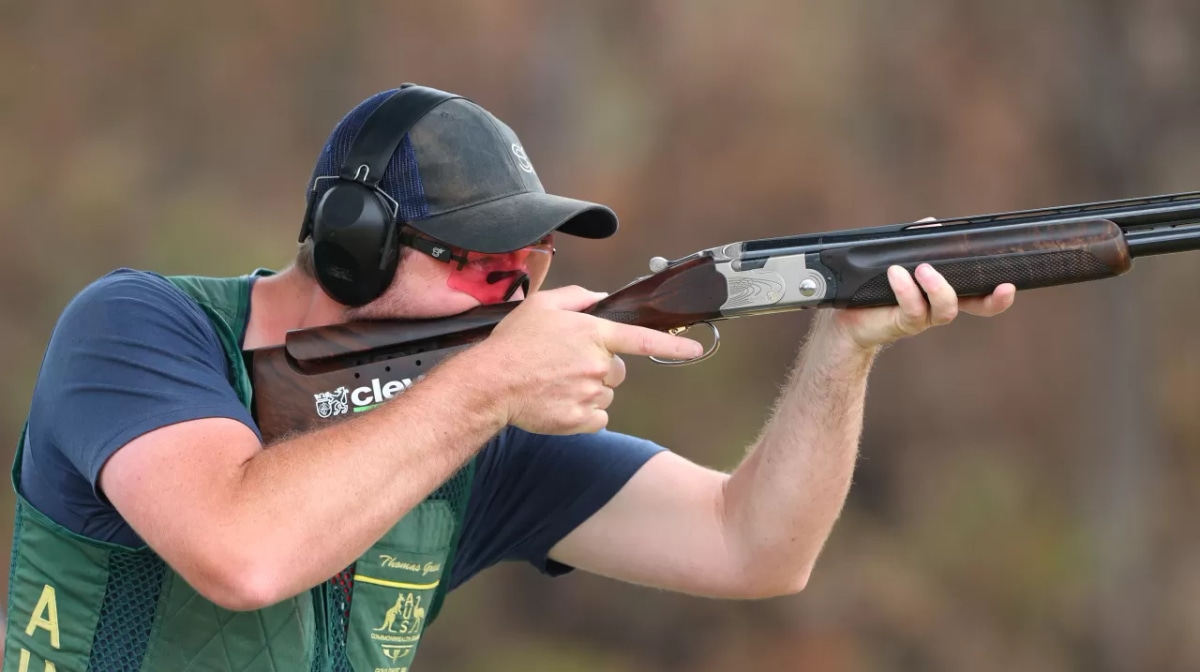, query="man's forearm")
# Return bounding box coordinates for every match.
[720,310,878,593]
[219,349,506,606]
